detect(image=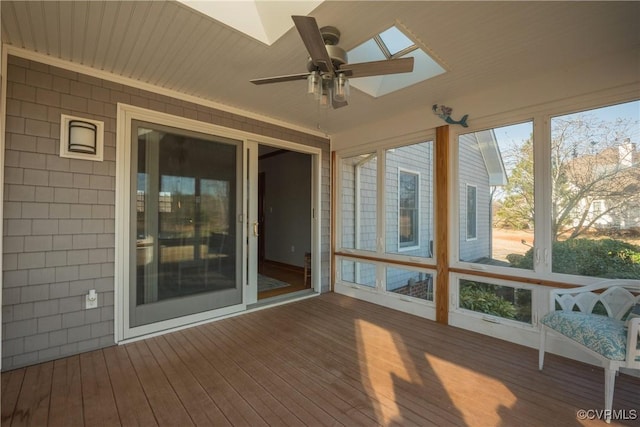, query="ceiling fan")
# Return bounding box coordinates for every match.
[250,15,415,109]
